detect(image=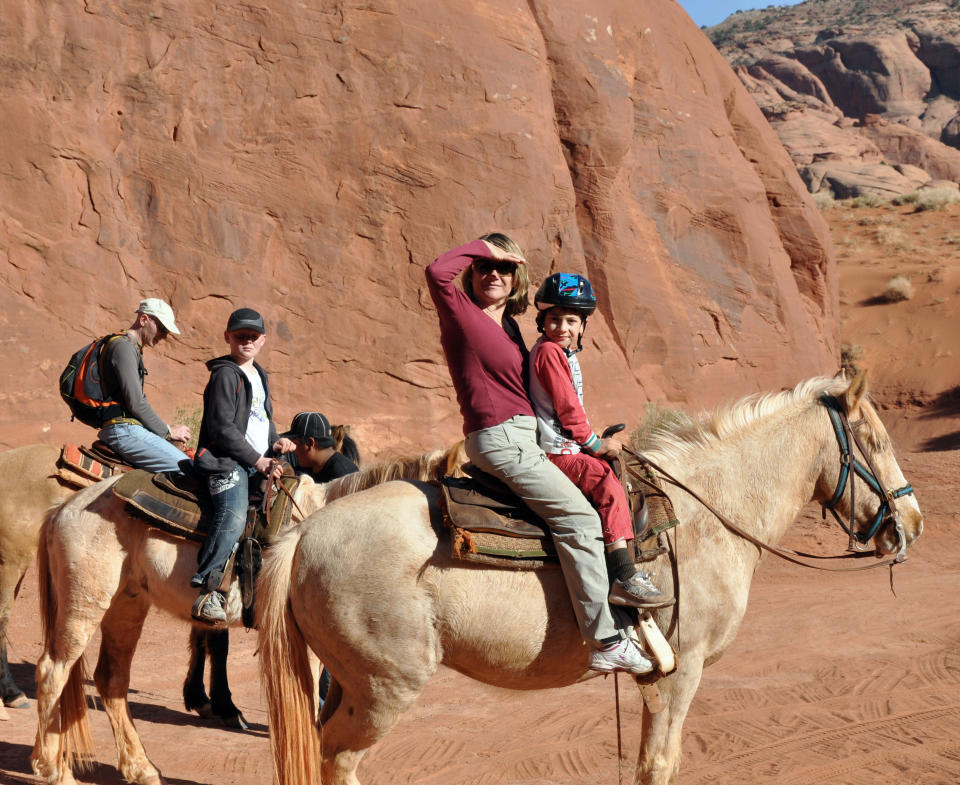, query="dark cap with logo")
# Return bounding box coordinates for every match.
[226,308,265,334]
[282,412,335,448]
